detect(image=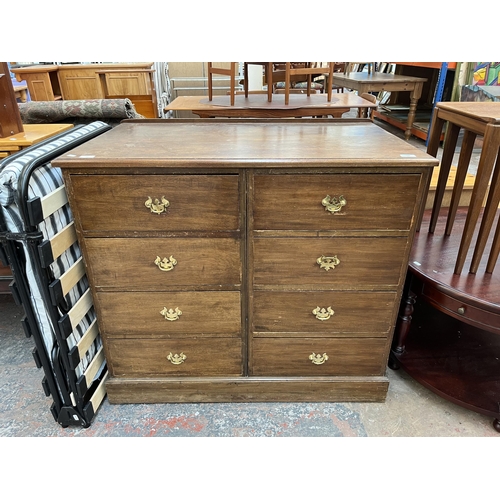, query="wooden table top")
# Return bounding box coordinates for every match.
[332,72,427,85]
[435,102,500,124]
[0,123,74,148]
[165,92,377,112]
